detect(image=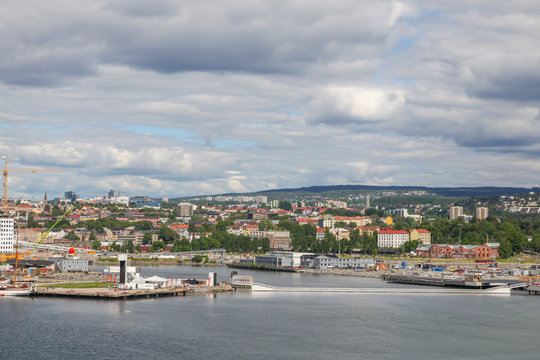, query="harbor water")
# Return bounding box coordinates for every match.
[1,265,539,359]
